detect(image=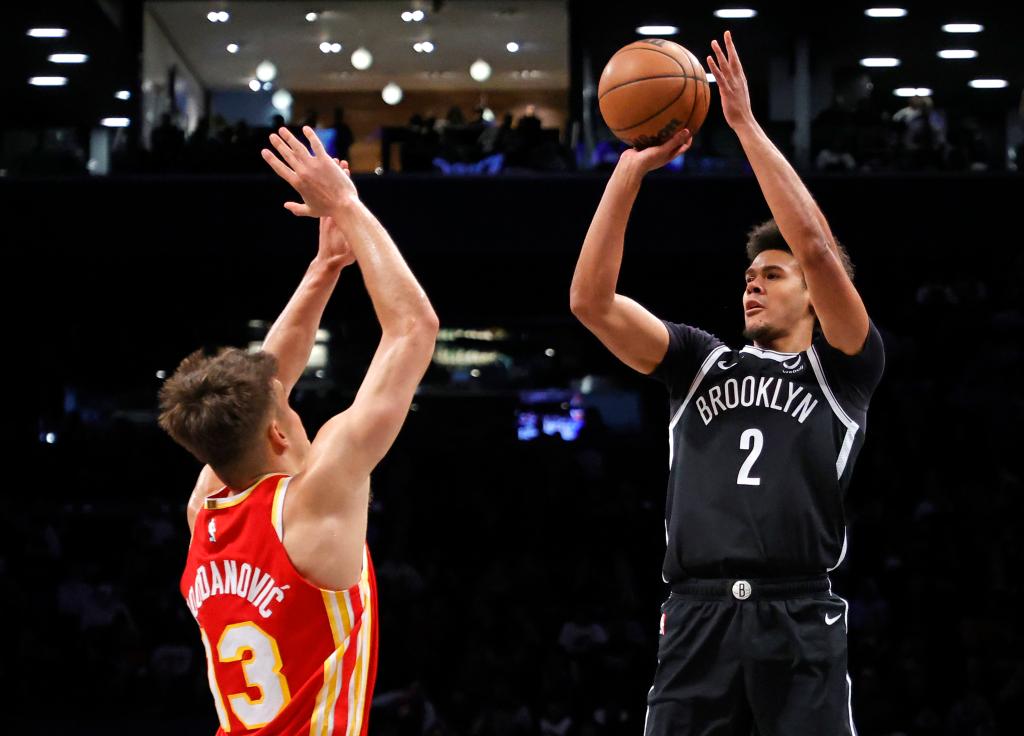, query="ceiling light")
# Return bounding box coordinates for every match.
[411,10,425,21]
[256,60,277,82]
[305,12,318,22]
[942,23,983,33]
[351,47,373,70]
[713,9,757,19]
[860,57,900,67]
[226,43,239,53]
[319,41,331,53]
[49,53,88,63]
[865,8,907,18]
[938,49,977,59]
[330,43,341,53]
[115,90,131,100]
[28,28,68,38]
[100,117,130,127]
[421,41,434,53]
[470,59,492,82]
[636,25,678,35]
[272,89,293,111]
[401,11,413,21]
[29,76,67,86]
[707,72,716,83]
[507,41,520,53]
[382,82,403,105]
[248,79,261,91]
[894,87,932,97]
[969,78,1008,89]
